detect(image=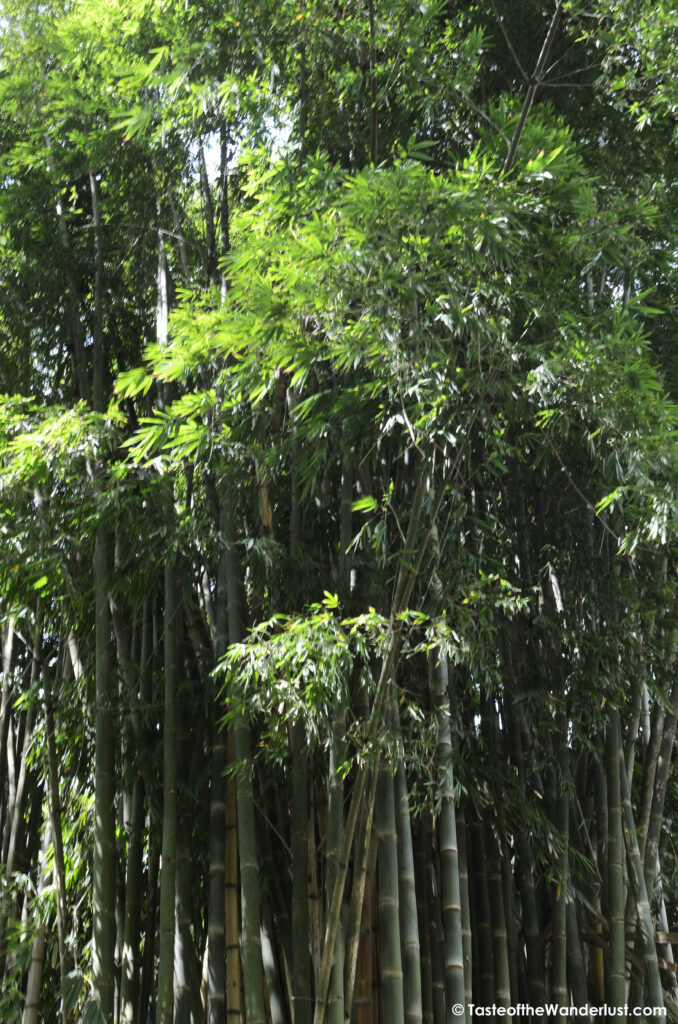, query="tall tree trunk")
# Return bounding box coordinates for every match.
[375,739,405,1024]
[618,725,663,1010]
[414,820,434,1024]
[224,500,266,1024]
[260,891,288,1024]
[644,674,678,898]
[487,826,510,1010]
[89,169,105,412]
[157,561,179,1024]
[21,822,51,1024]
[457,808,472,1006]
[226,727,243,1024]
[551,766,568,1008]
[0,618,14,830]
[565,881,588,1008]
[394,759,422,1024]
[605,710,626,1013]
[208,502,229,1024]
[345,768,379,1024]
[434,656,465,1018]
[138,836,159,1024]
[93,528,116,1023]
[174,828,205,1024]
[325,706,345,1024]
[42,655,69,1024]
[292,719,312,1024]
[470,812,494,1002]
[120,773,145,1024]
